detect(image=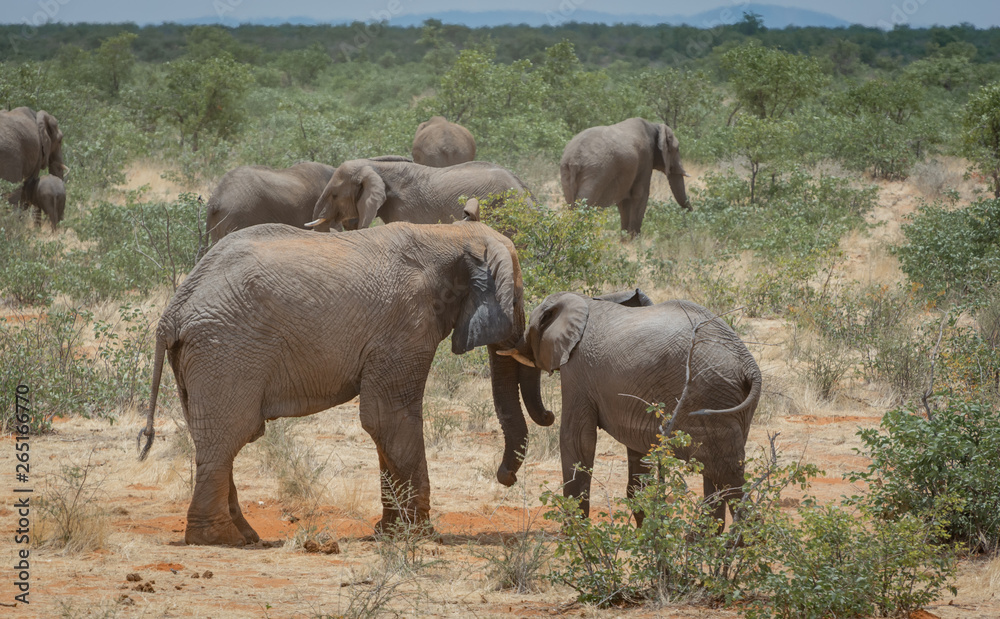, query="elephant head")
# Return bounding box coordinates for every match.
[656,124,691,211]
[308,161,384,231]
[36,111,65,180]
